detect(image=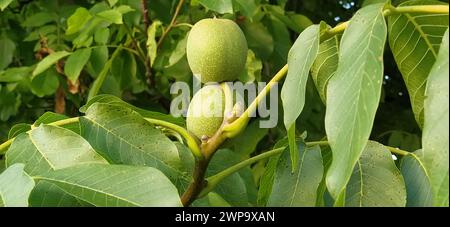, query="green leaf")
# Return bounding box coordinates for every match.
[387,0,449,127]
[6,125,107,176]
[22,12,57,27]
[34,163,182,207]
[66,7,92,35]
[207,192,232,207]
[400,150,433,207]
[0,36,15,70]
[0,67,32,83]
[228,119,268,158]
[166,34,188,68]
[311,29,340,104]
[197,0,233,14]
[0,86,21,121]
[267,144,323,207]
[29,181,92,207]
[257,154,281,206]
[8,123,31,139]
[80,103,189,189]
[147,21,162,66]
[239,50,262,83]
[94,27,110,45]
[325,3,387,200]
[344,141,406,207]
[256,138,289,206]
[289,14,314,32]
[80,94,185,126]
[0,164,35,207]
[30,68,60,97]
[111,51,136,90]
[421,28,449,207]
[242,21,274,60]
[64,48,92,83]
[98,6,132,22]
[32,51,71,78]
[202,149,256,206]
[266,14,292,71]
[88,47,122,100]
[0,0,13,11]
[87,46,108,77]
[33,112,80,134]
[233,0,257,18]
[281,24,321,170]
